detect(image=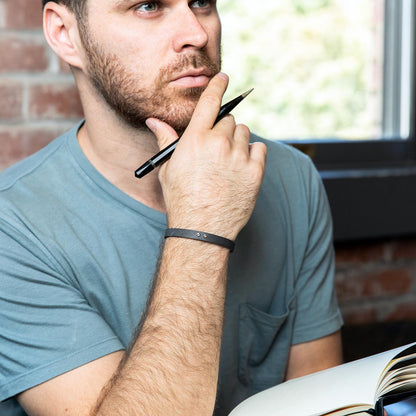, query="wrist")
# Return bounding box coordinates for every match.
[162,236,231,273]
[165,228,235,252]
[167,216,240,241]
